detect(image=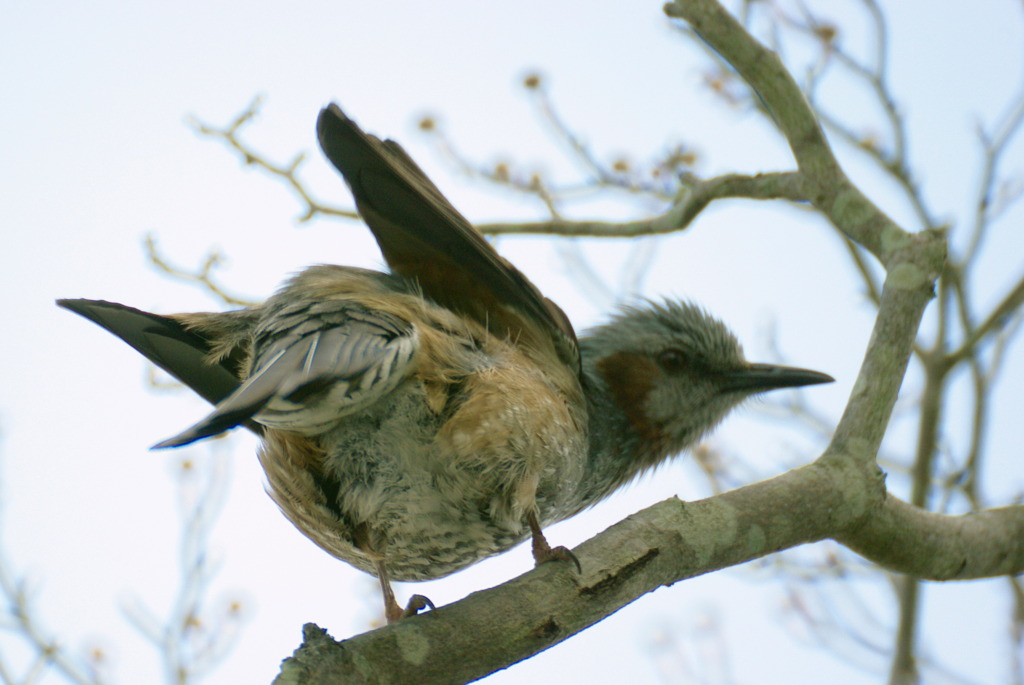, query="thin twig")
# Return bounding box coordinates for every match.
[144,234,255,307]
[187,96,359,224]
